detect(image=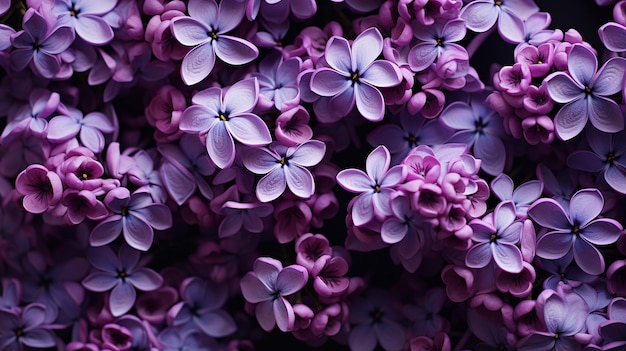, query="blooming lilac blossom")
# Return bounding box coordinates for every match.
[170,0,258,85]
[460,0,539,43]
[545,43,626,140]
[490,173,543,217]
[252,51,302,112]
[246,0,317,23]
[52,0,117,45]
[47,106,115,153]
[0,303,57,350]
[15,164,63,214]
[407,18,468,73]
